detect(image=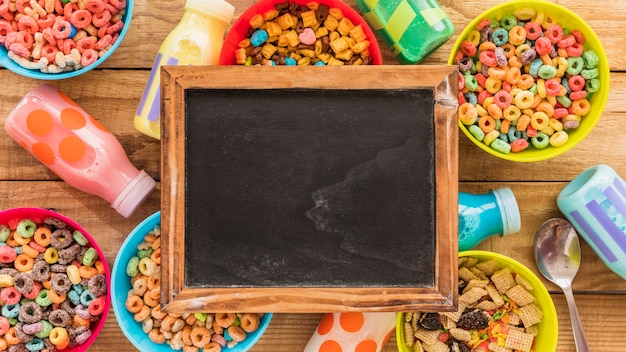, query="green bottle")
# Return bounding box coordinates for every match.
[355,0,454,64]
